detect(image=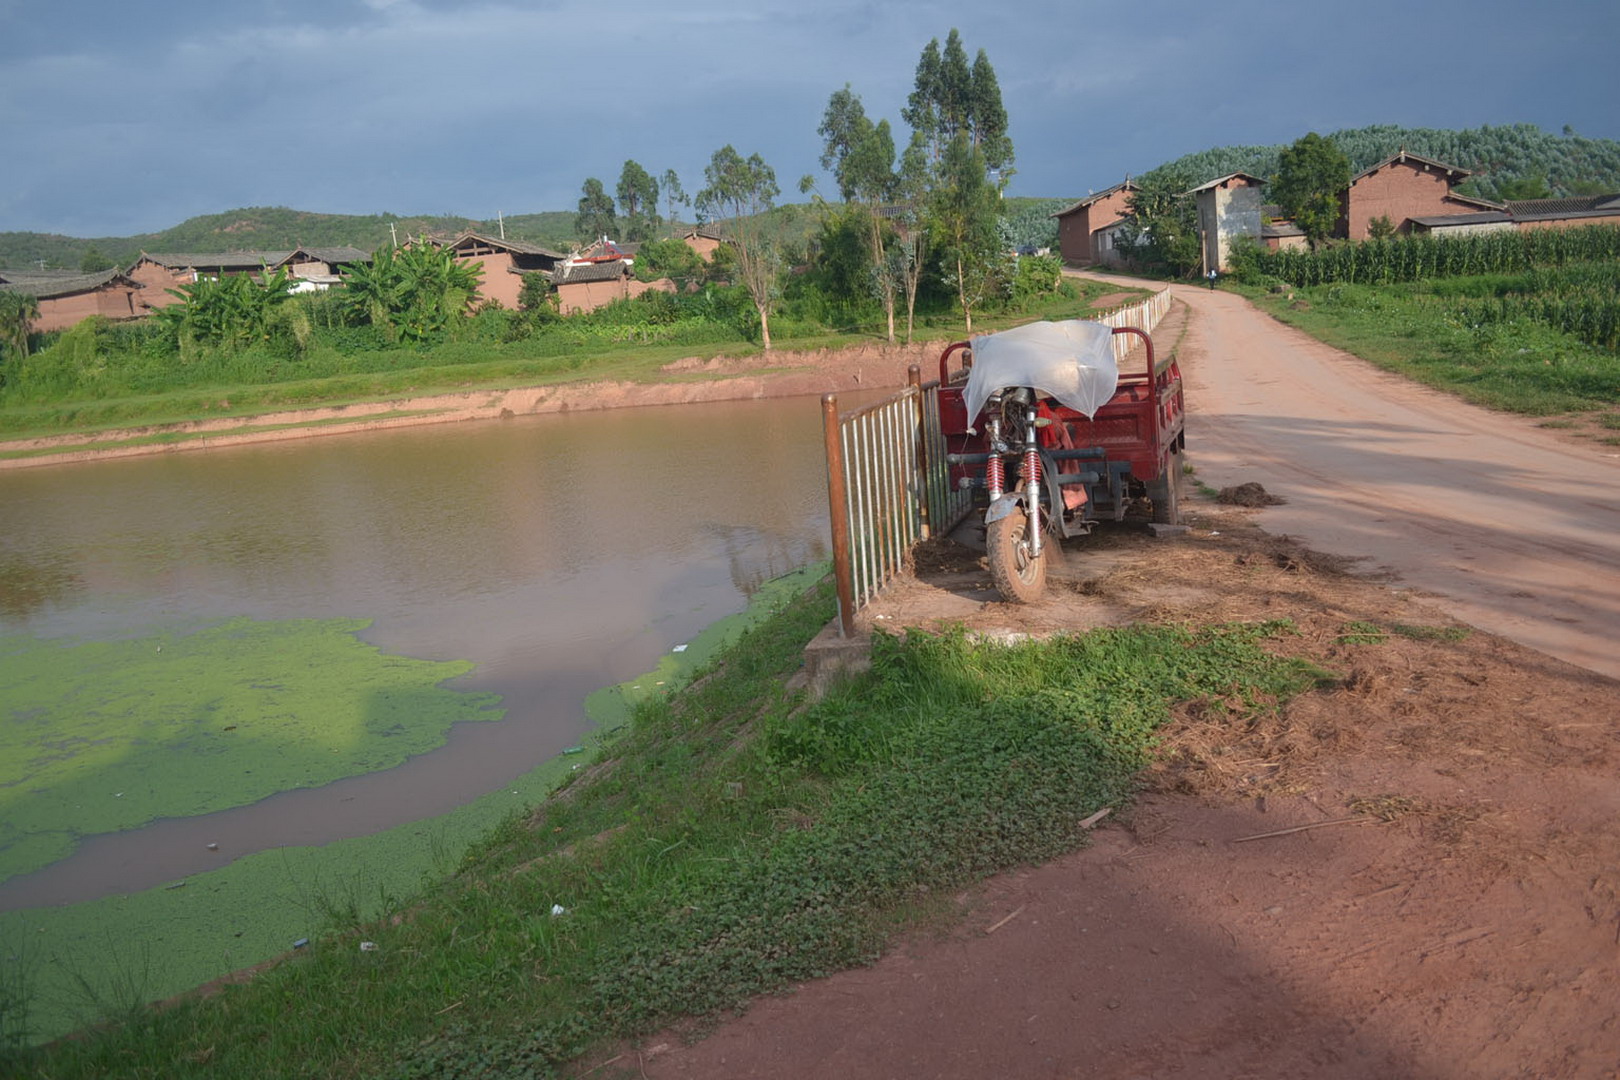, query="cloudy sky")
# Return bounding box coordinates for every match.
[3,0,1617,238]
